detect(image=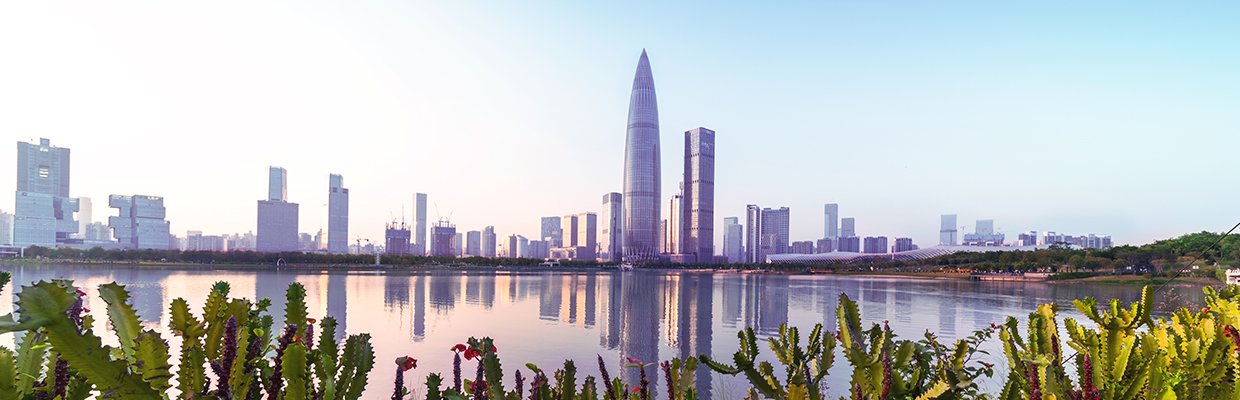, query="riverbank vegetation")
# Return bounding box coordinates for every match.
[9,268,1240,400]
